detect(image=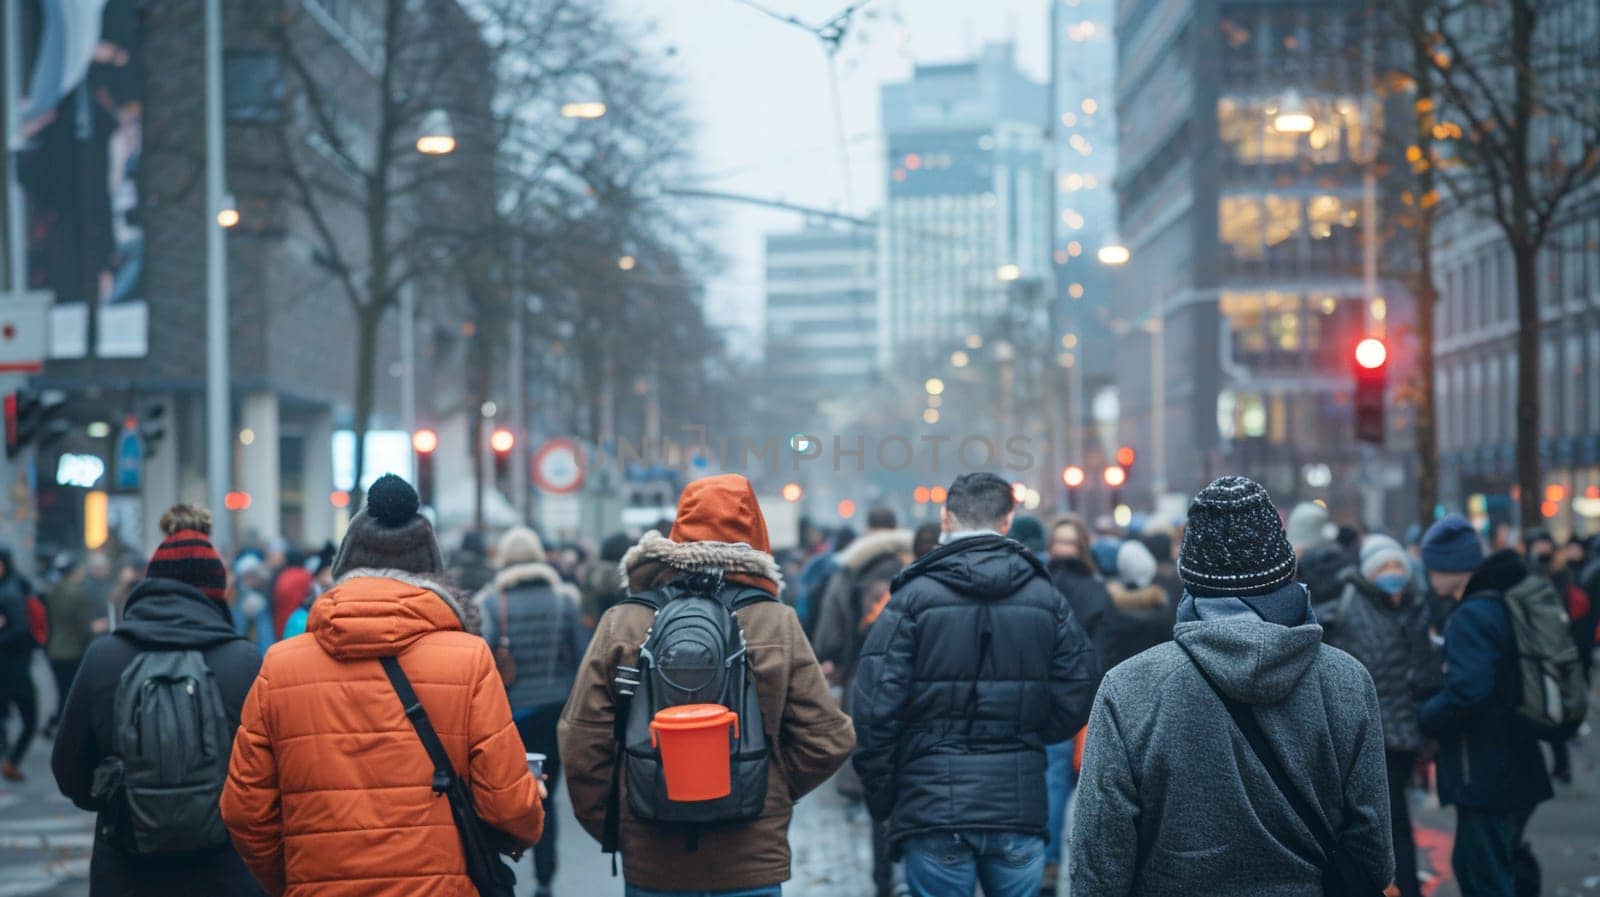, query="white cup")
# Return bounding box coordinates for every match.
[525,752,546,780]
